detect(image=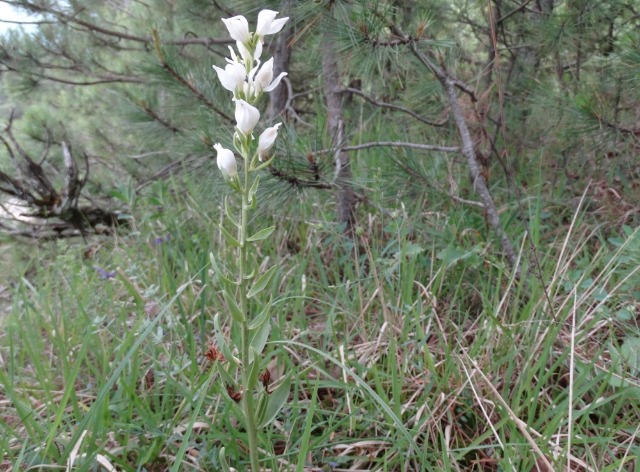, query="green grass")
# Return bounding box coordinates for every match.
[0,173,639,471]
